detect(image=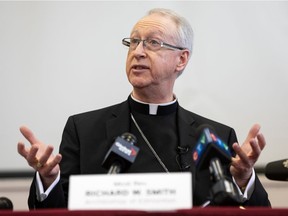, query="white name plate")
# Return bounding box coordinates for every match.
[68,172,192,211]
